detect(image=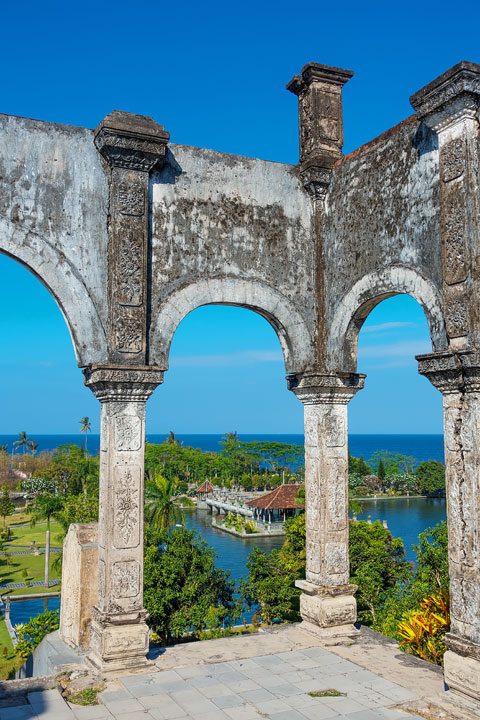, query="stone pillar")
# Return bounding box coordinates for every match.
[84,364,163,673]
[417,351,480,702]
[59,523,98,650]
[289,371,364,633]
[411,61,480,351]
[287,62,353,199]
